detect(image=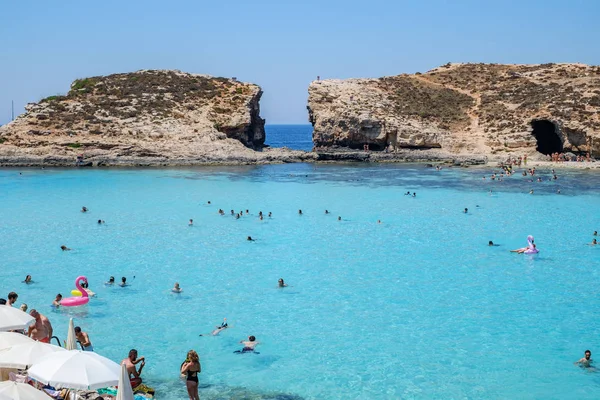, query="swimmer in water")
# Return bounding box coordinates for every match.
[412,193,416,197]
[325,210,330,214]
[594,231,598,236]
[591,239,597,245]
[234,335,260,354]
[189,219,193,226]
[529,189,534,194]
[377,220,381,224]
[81,206,88,213]
[106,276,115,285]
[464,208,468,214]
[298,209,302,215]
[81,281,96,297]
[337,216,341,221]
[208,201,211,204]
[172,282,183,293]
[119,277,128,287]
[268,212,272,217]
[278,278,288,288]
[60,245,71,251]
[200,318,230,336]
[575,350,593,368]
[23,275,33,284]
[52,294,62,308]
[489,241,494,246]
[247,236,255,241]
